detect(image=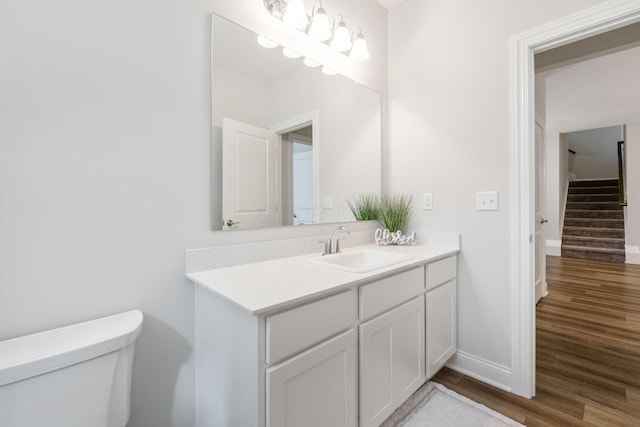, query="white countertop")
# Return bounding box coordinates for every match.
[187,243,459,315]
